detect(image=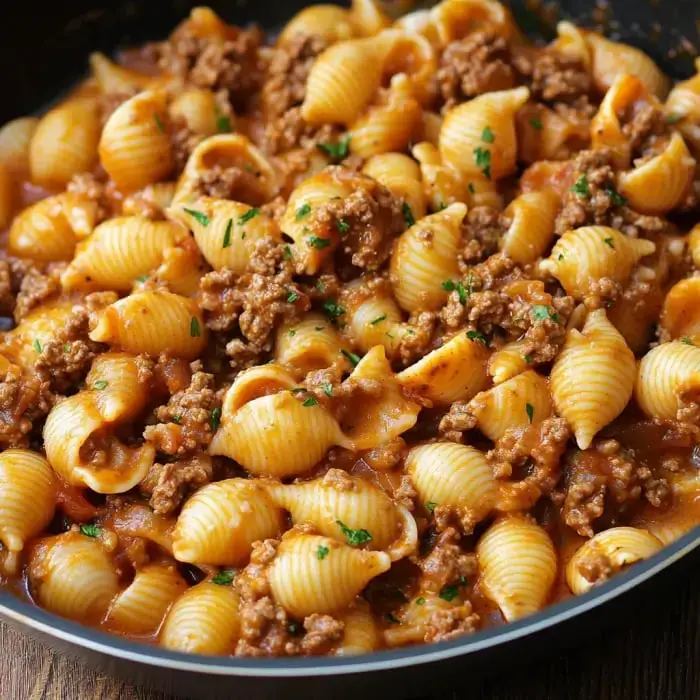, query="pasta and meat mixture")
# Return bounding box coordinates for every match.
[1,0,700,657]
